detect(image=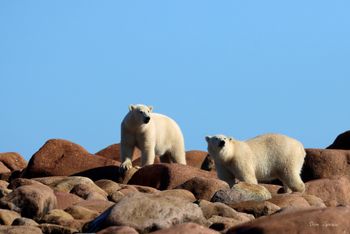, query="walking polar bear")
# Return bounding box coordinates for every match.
[120,104,186,172]
[205,133,306,192]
